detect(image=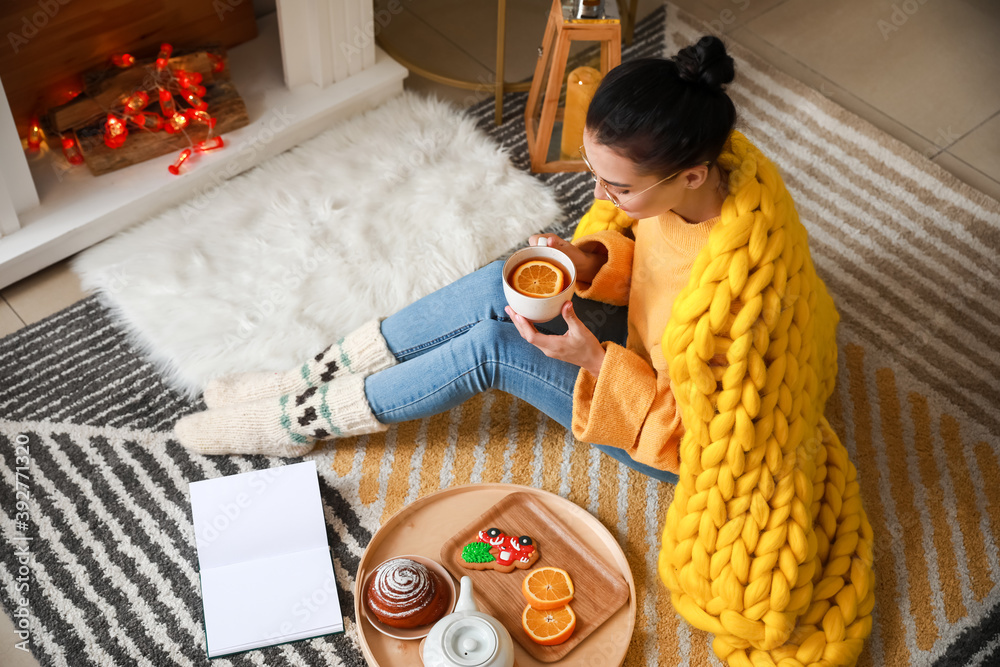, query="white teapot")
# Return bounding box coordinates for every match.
[420,575,515,667]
